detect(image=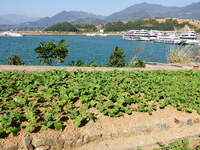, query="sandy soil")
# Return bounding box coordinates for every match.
[0,106,199,150]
